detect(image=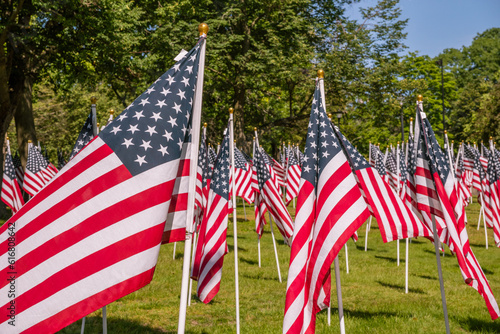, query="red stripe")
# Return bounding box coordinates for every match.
[0,164,131,260]
[22,267,156,334]
[0,143,114,235]
[0,179,174,289]
[1,223,164,321]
